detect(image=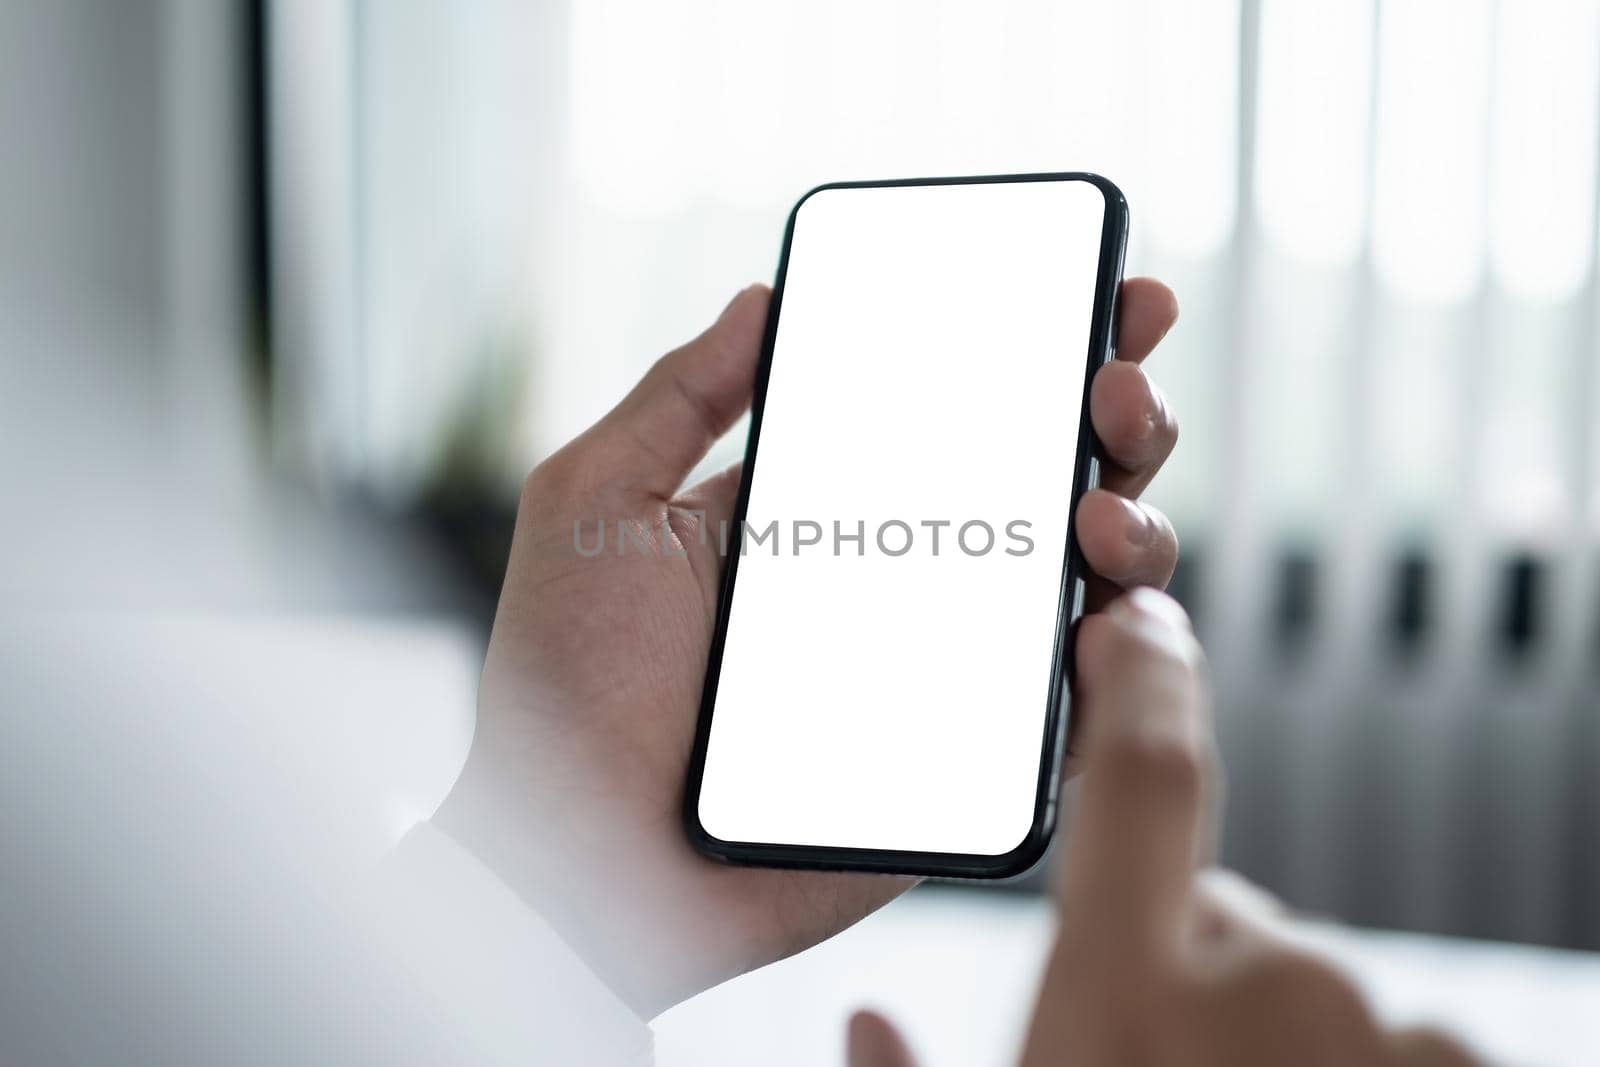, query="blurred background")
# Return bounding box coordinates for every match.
[3,0,1598,1027]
